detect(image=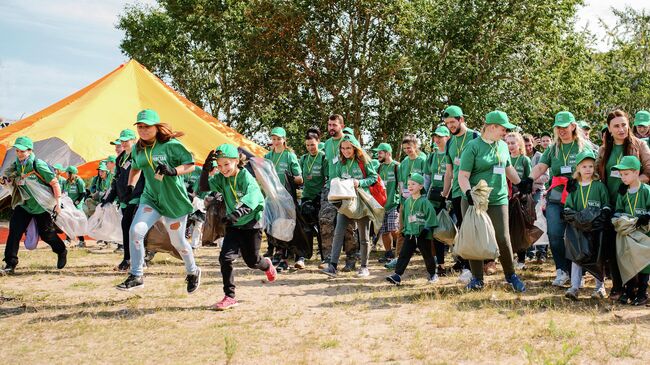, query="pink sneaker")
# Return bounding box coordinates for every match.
[212,296,238,311]
[264,257,277,282]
